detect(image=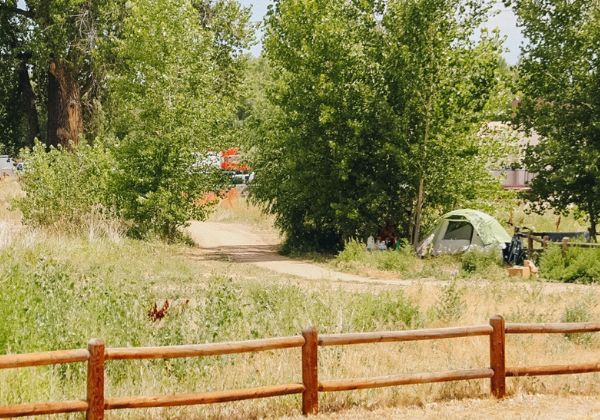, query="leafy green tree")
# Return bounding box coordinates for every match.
[106,0,252,239]
[254,0,506,251]
[256,0,396,251]
[509,0,600,240]
[0,0,124,148]
[383,0,505,244]
[13,0,253,240]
